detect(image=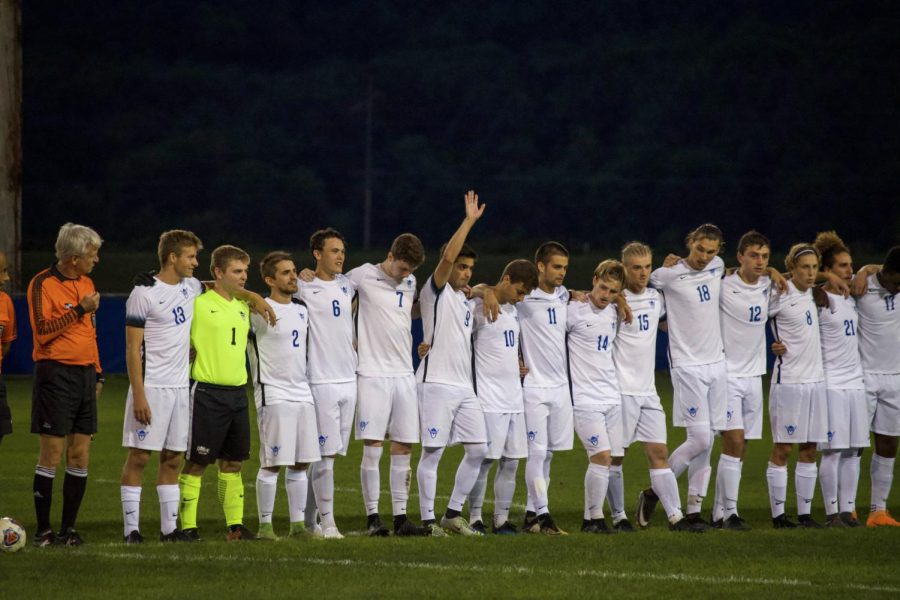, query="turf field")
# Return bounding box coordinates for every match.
[1,374,899,598]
